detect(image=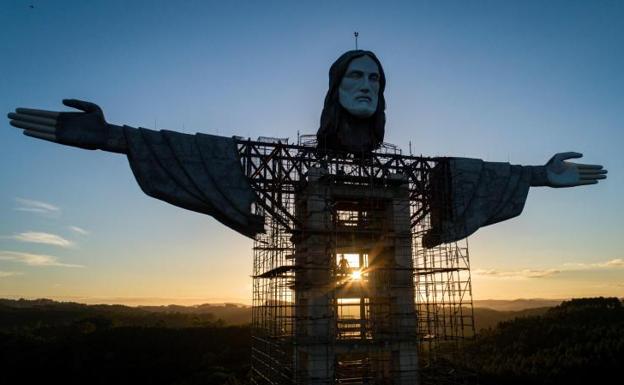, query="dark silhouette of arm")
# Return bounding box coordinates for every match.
[8,99,127,154]
[7,99,264,238]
